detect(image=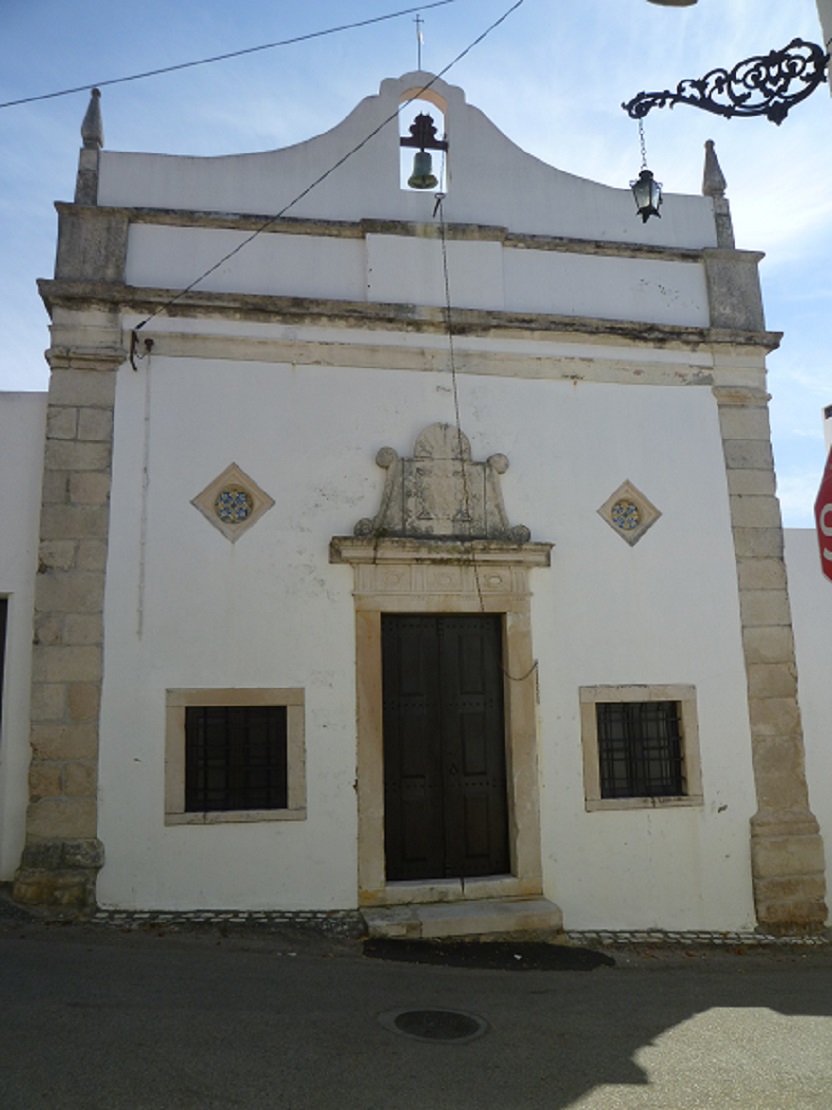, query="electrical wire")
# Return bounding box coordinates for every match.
[0,1,459,109]
[435,191,486,614]
[133,0,525,332]
[436,187,540,688]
